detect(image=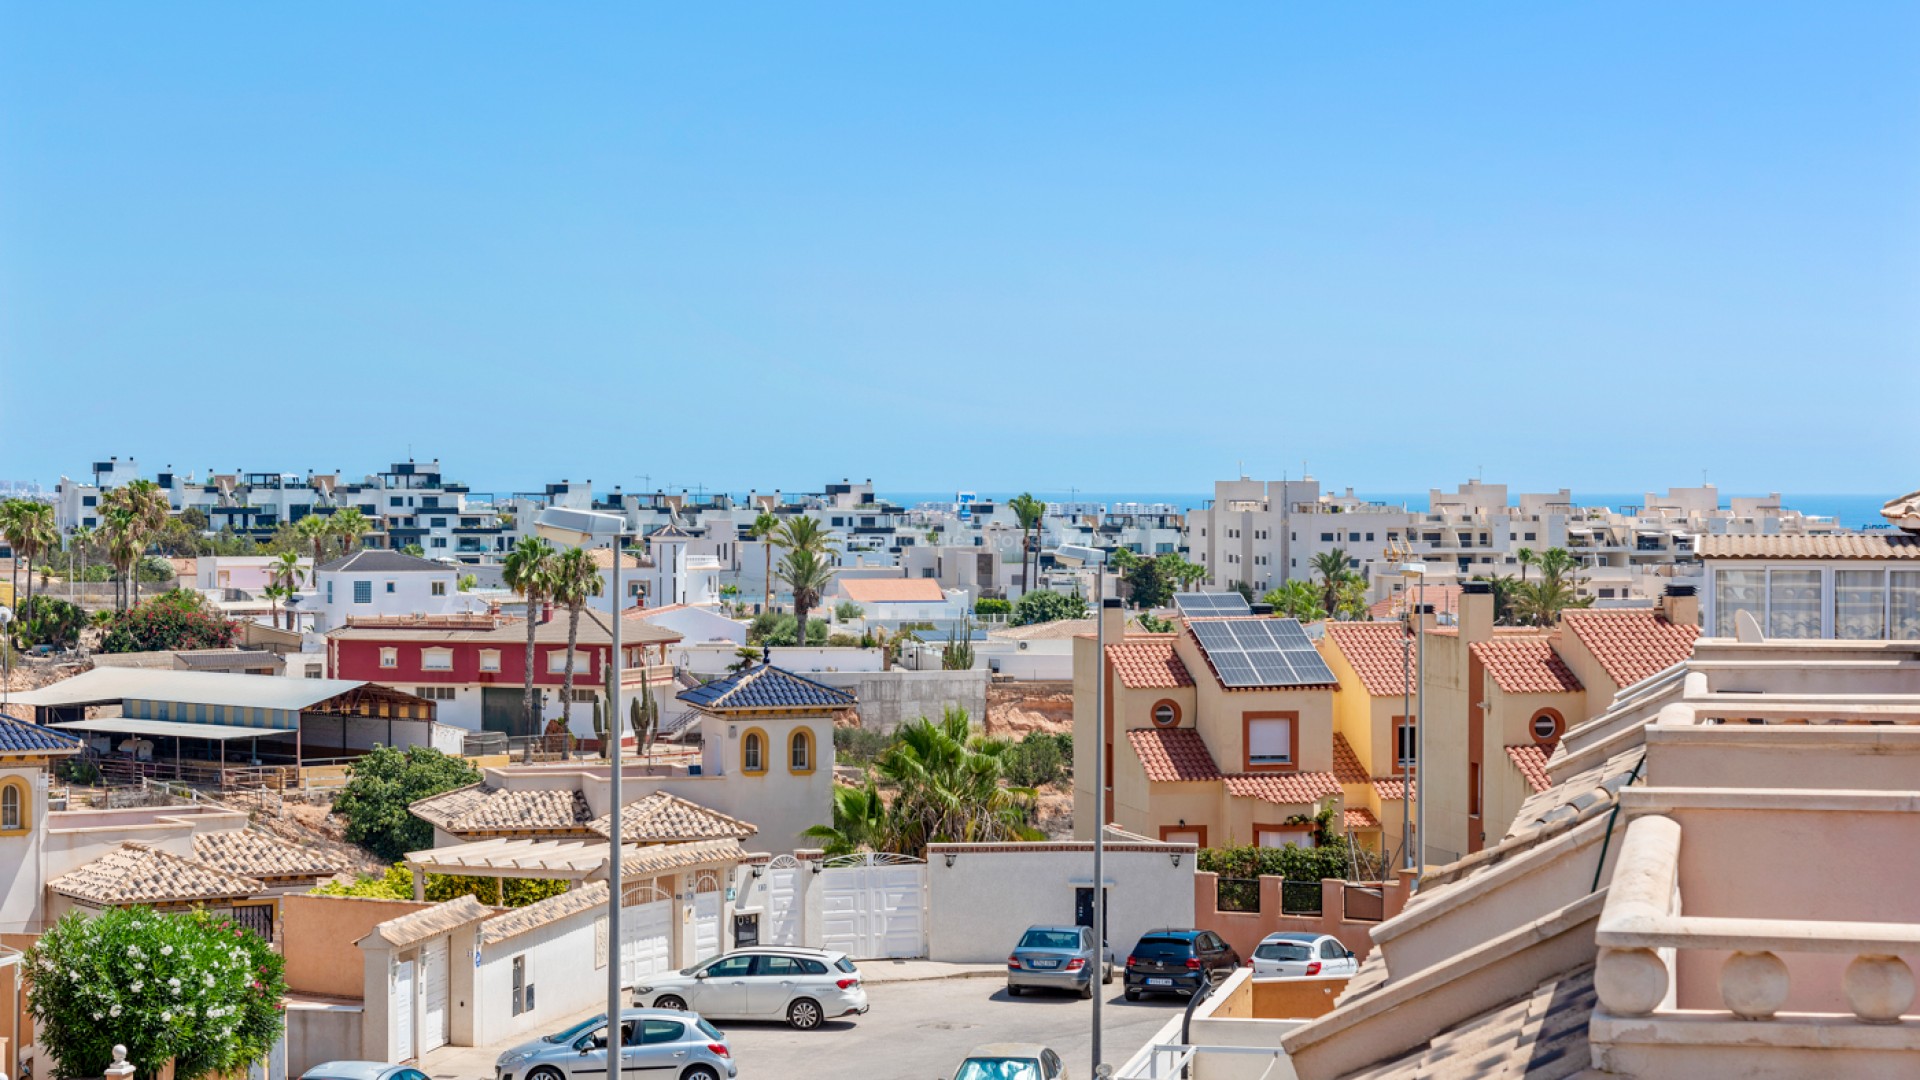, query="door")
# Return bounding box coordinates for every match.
[621,899,673,987]
[481,687,541,736]
[420,938,449,1053]
[1074,888,1110,933]
[818,857,928,959]
[693,890,722,962]
[393,959,415,1062]
[631,1018,691,1075]
[692,955,754,1017]
[763,863,802,946]
[745,954,804,1017]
